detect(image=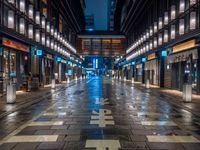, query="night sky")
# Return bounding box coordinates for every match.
[85,0,108,30]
